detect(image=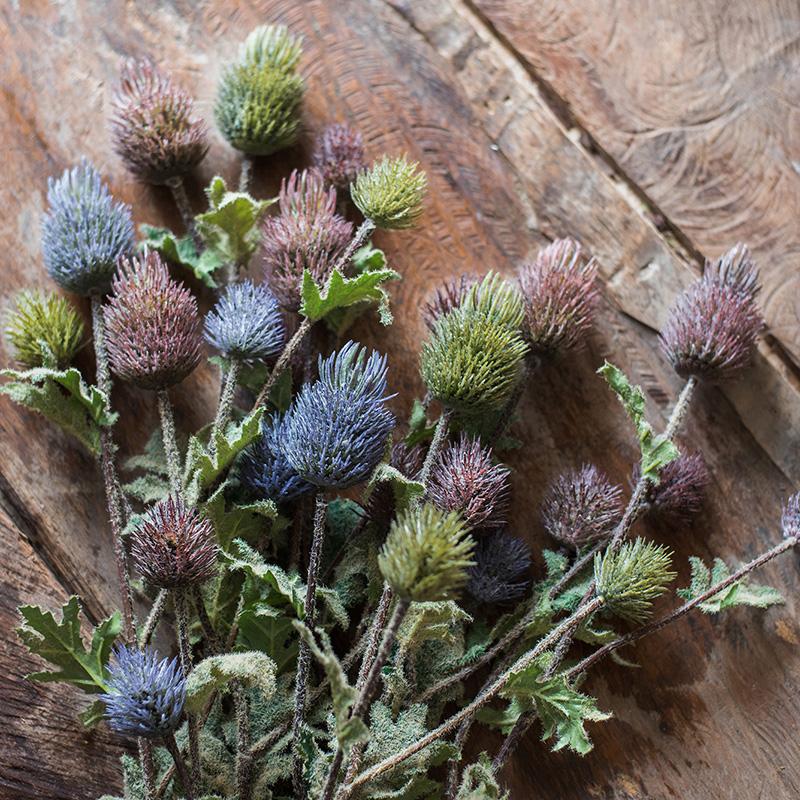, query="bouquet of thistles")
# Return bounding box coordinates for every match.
[5,22,798,800]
